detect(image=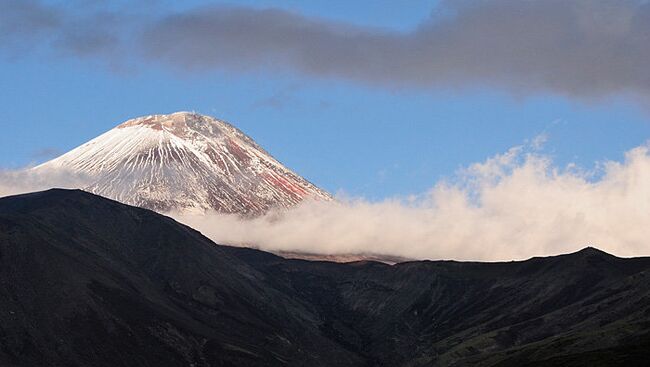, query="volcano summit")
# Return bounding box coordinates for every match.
[35,112,330,214]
